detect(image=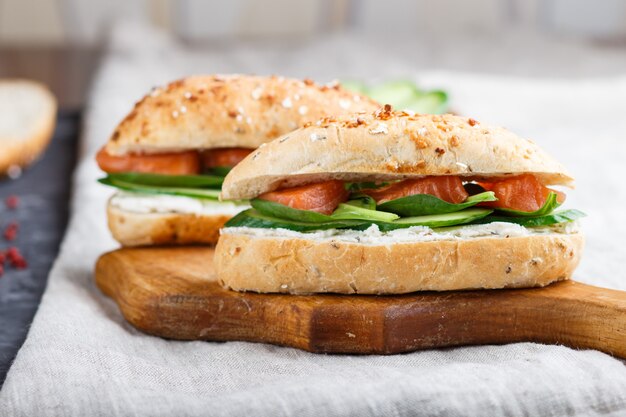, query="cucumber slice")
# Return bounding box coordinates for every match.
[403,90,449,114]
[331,202,399,222]
[225,209,367,232]
[377,191,496,216]
[105,172,223,188]
[471,209,585,227]
[99,177,221,200]
[367,80,421,109]
[373,208,493,231]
